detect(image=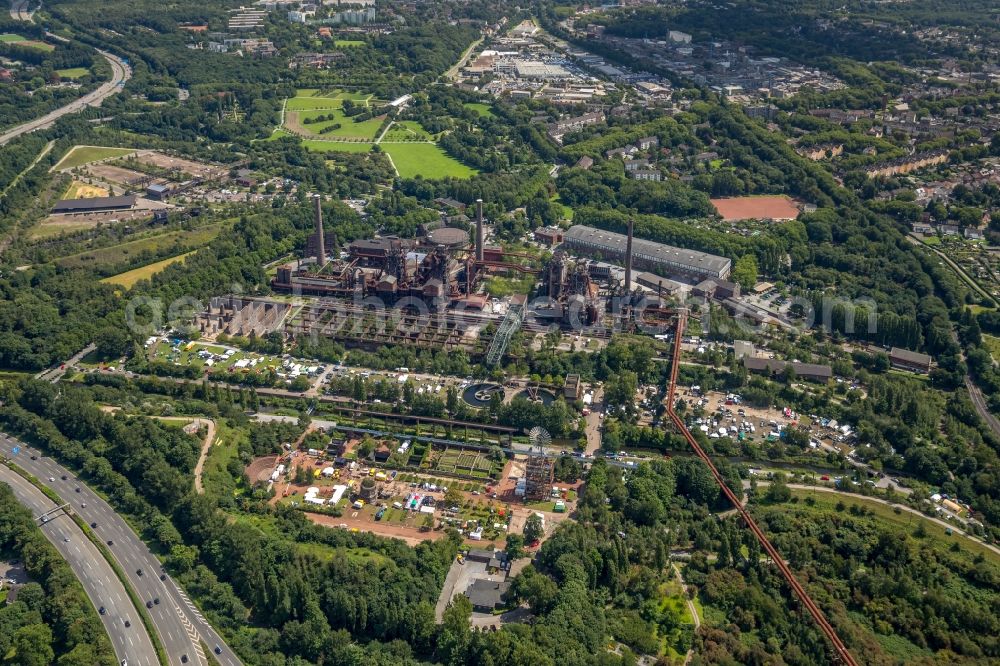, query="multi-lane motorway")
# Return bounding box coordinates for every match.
[0,465,158,666]
[0,435,242,666]
[0,48,132,146]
